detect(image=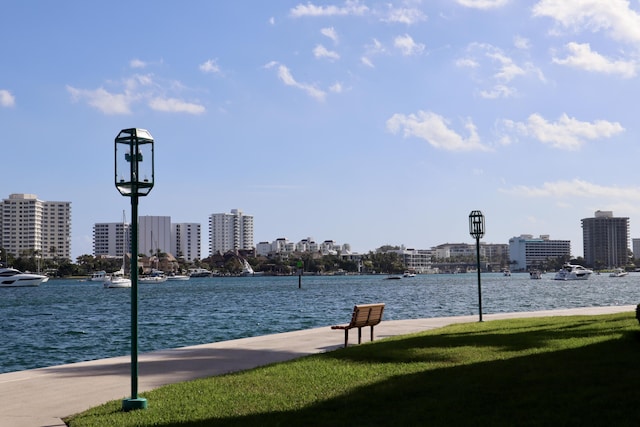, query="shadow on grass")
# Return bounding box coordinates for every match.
[141,317,640,427]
